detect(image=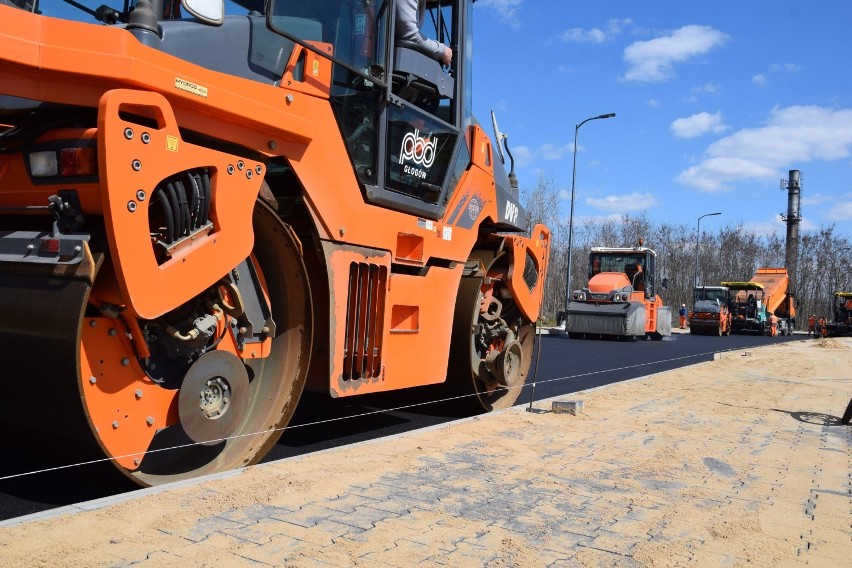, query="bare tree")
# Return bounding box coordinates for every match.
[513,195,852,327]
[520,173,566,320]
